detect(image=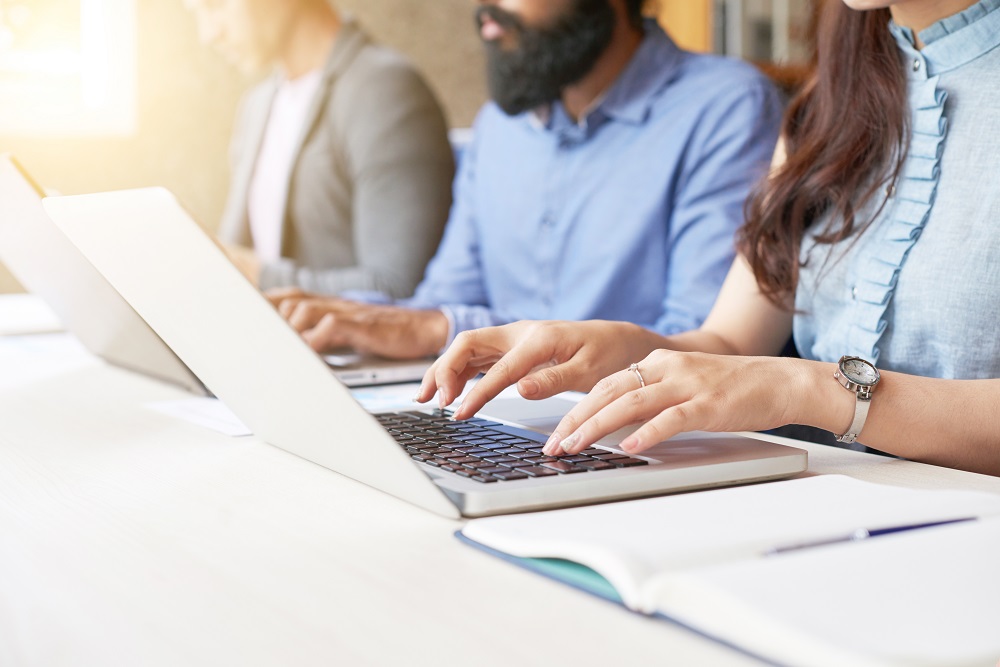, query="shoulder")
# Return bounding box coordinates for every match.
[336,41,436,105]
[672,52,779,108]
